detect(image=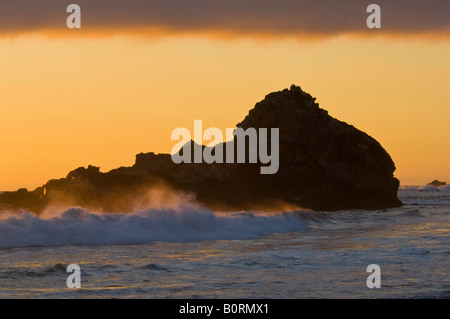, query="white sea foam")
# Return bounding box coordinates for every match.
[0,207,306,249]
